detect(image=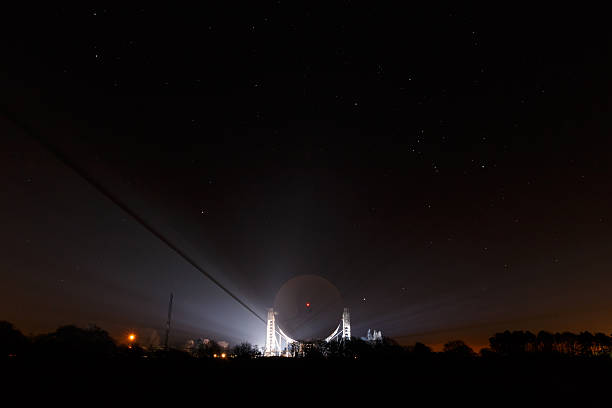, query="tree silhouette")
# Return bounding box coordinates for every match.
[301,340,326,359]
[489,330,512,355]
[578,331,595,356]
[231,342,260,359]
[345,338,375,360]
[193,339,224,358]
[6,318,612,364]
[560,332,578,355]
[33,324,117,359]
[536,330,554,353]
[593,332,611,355]
[325,338,345,358]
[0,321,29,358]
[489,330,537,355]
[412,342,432,356]
[443,340,475,358]
[524,331,537,352]
[487,330,612,357]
